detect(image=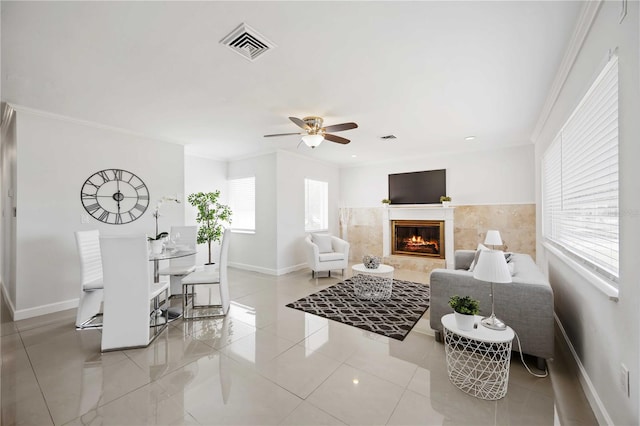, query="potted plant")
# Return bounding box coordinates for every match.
[440,195,452,207]
[449,295,479,331]
[187,191,232,268]
[381,198,391,207]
